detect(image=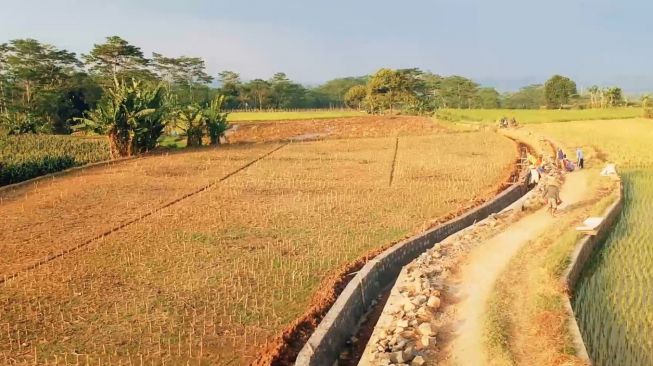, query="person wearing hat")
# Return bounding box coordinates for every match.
[543,175,562,216]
